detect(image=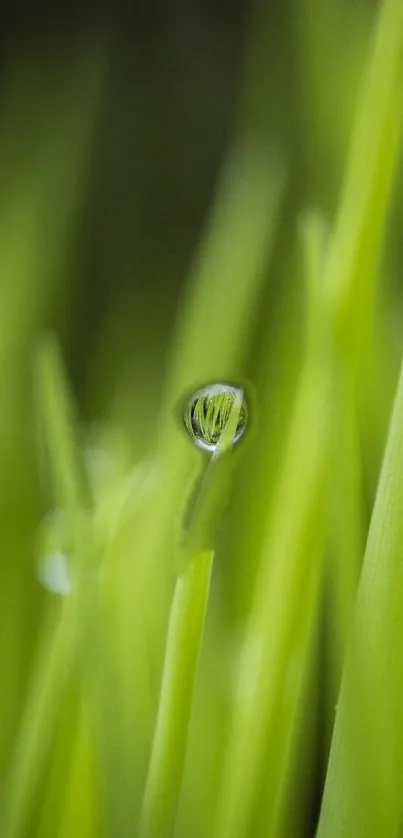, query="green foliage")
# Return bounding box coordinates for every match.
[1,1,403,837]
